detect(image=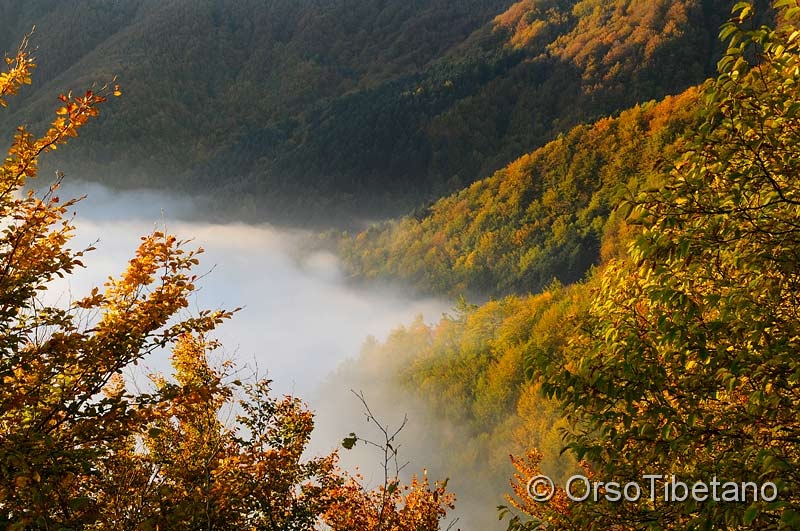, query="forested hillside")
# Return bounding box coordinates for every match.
[0,0,728,225]
[340,87,702,296]
[336,2,800,529]
[0,39,458,530]
[328,284,589,529]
